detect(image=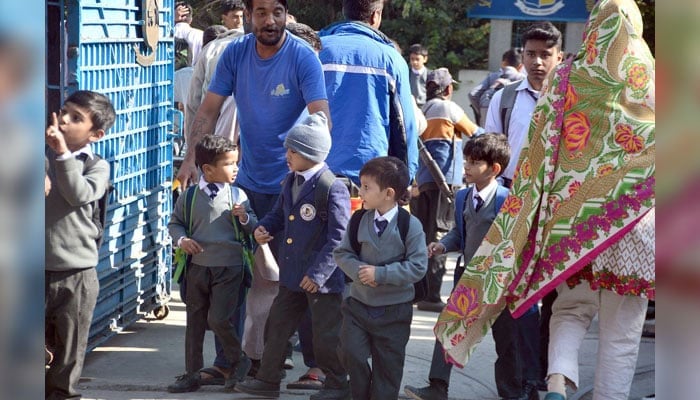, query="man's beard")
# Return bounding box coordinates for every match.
[256,27,283,46]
